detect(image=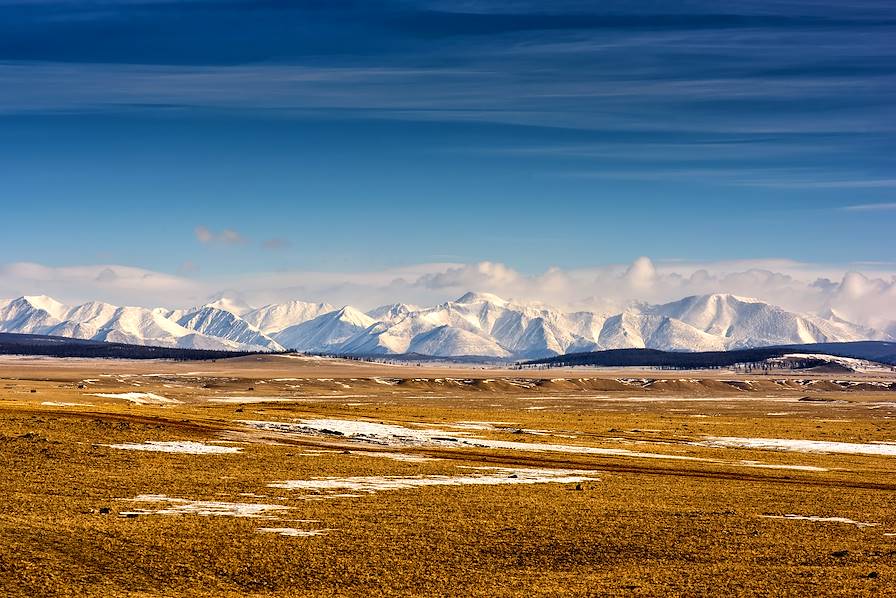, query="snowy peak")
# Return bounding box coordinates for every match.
[243,300,335,335]
[367,303,420,323]
[273,305,375,351]
[176,306,283,351]
[455,291,508,307]
[246,291,887,358]
[334,306,377,328]
[0,296,68,334]
[407,326,510,358]
[649,293,873,349]
[22,295,70,320]
[652,294,762,333]
[646,316,726,352]
[0,291,888,358]
[203,296,253,316]
[64,300,119,322]
[0,296,240,351]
